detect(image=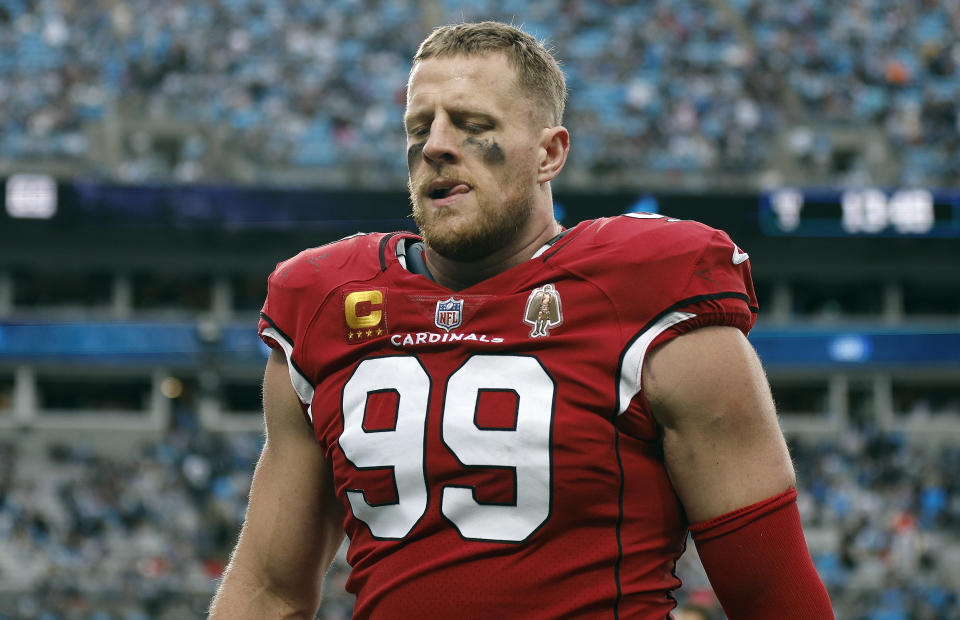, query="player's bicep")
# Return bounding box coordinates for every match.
[233,349,344,604]
[643,326,794,523]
